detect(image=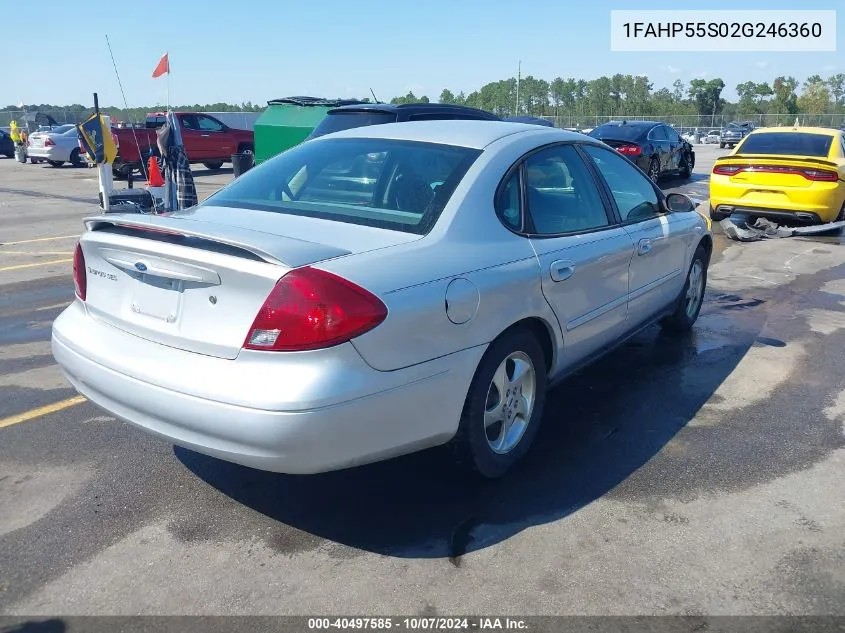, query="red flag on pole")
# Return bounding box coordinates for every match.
[152,53,170,78]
